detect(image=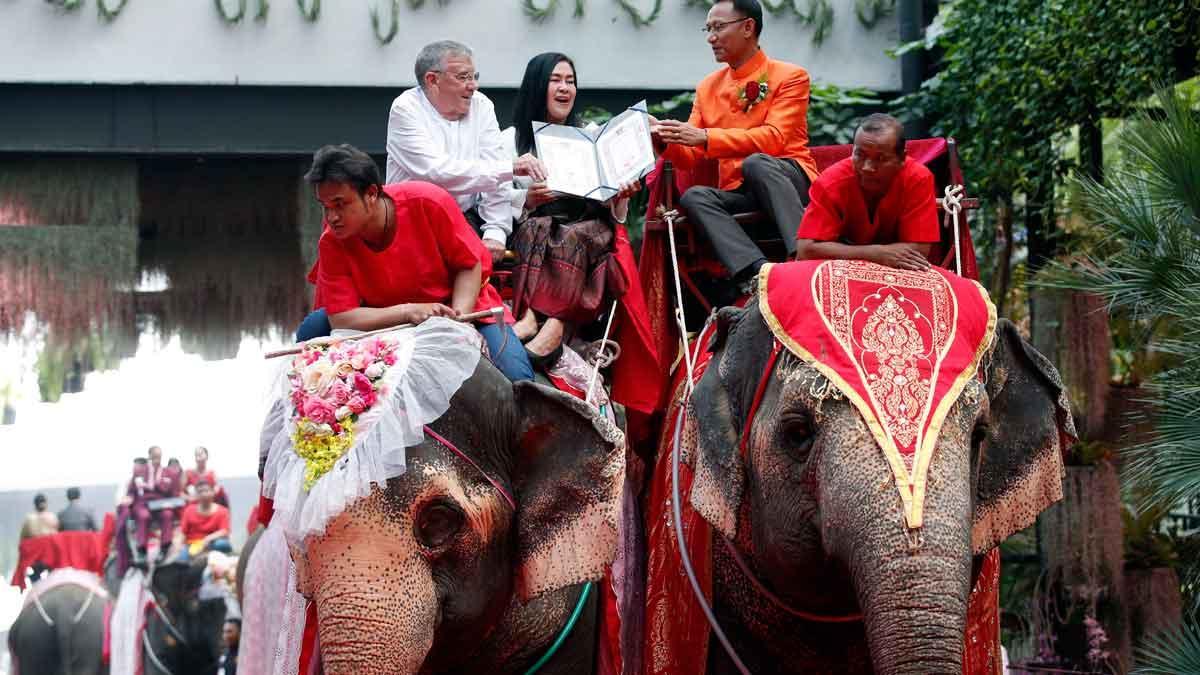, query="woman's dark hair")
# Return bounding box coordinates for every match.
[512,52,578,156]
[303,144,383,195]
